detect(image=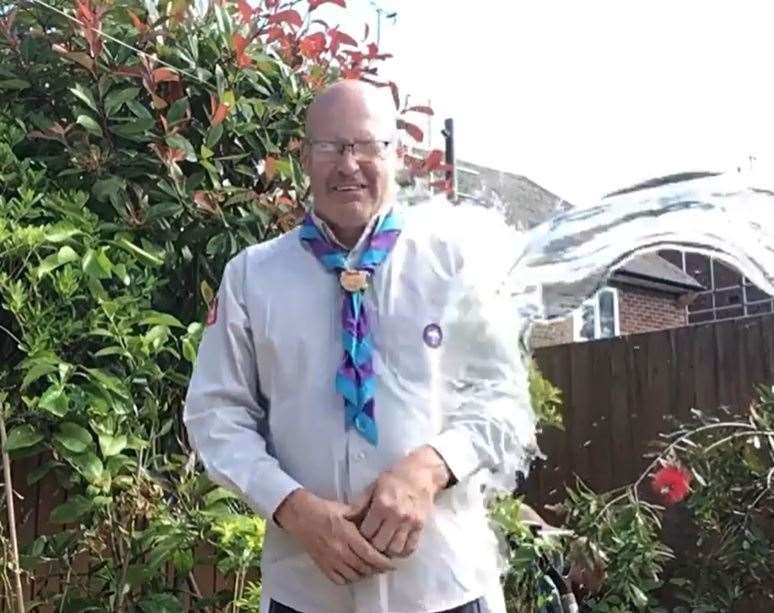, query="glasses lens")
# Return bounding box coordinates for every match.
[353,141,387,160]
